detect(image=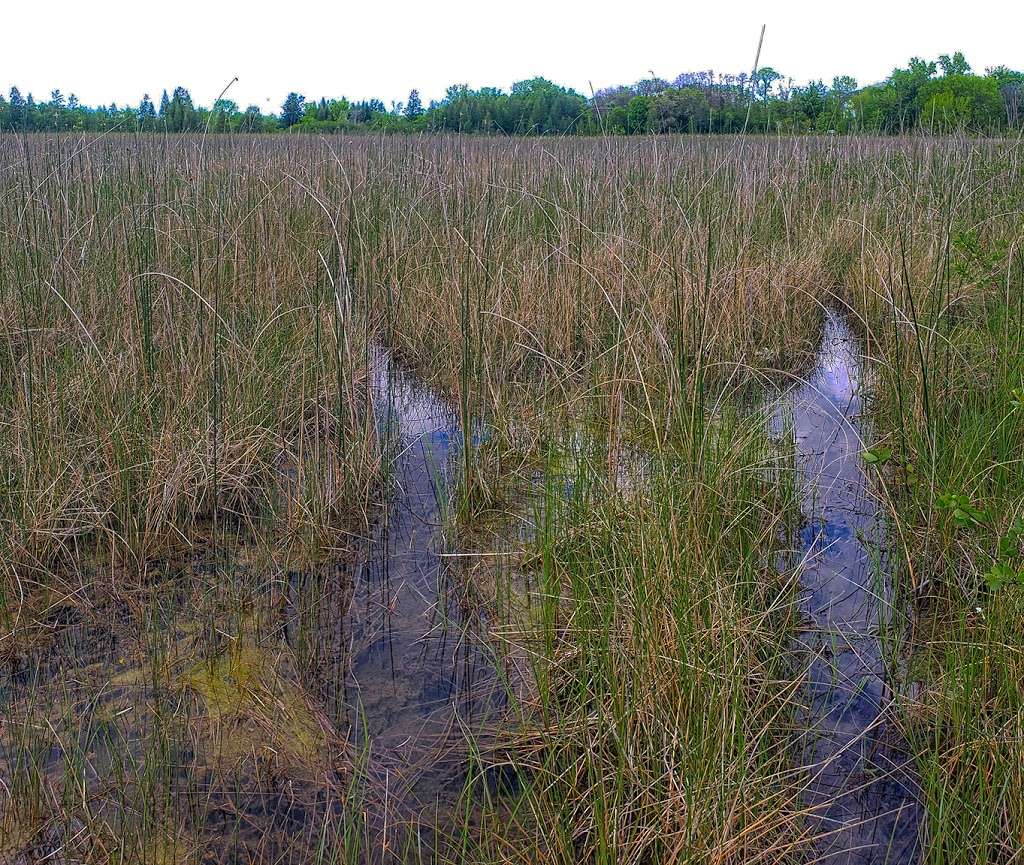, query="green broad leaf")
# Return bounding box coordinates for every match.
[898,460,919,488]
[953,506,985,527]
[985,562,1022,592]
[862,446,893,465]
[998,534,1021,560]
[966,505,986,522]
[938,491,985,527]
